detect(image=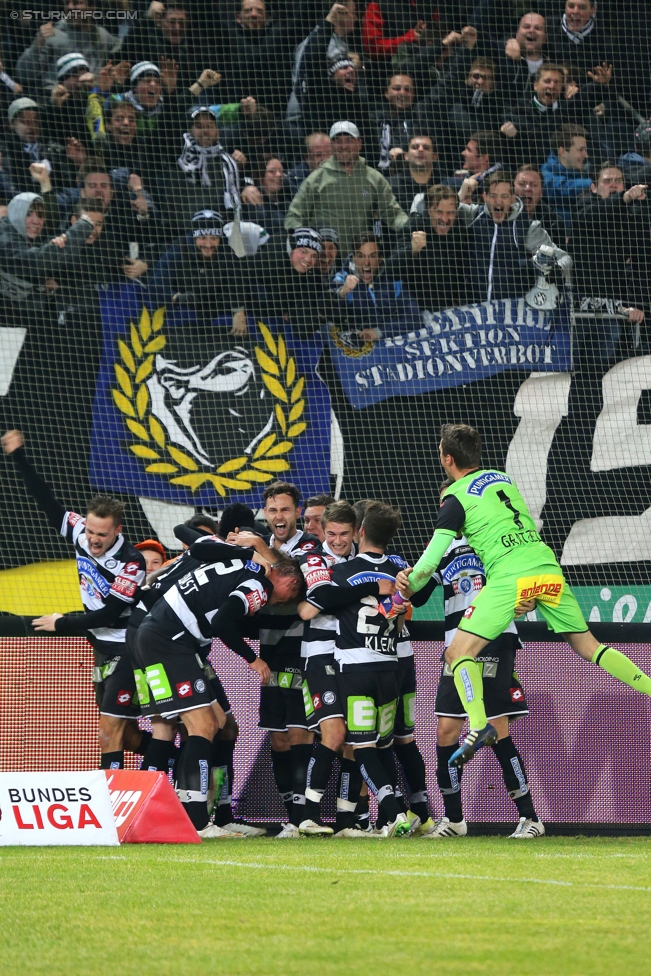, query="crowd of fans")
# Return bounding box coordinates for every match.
[1,0,651,360]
